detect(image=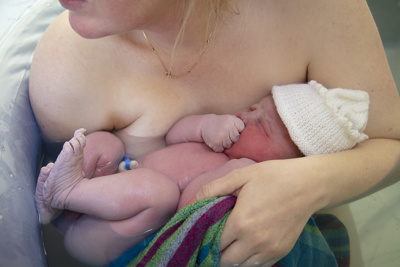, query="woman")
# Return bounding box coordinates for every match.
[29,0,400,266]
